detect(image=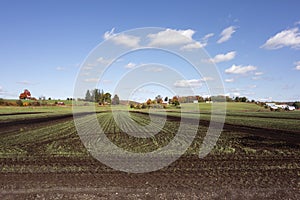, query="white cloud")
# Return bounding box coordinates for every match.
[201,77,214,81]
[84,78,99,83]
[173,77,213,88]
[232,92,240,96]
[207,51,236,63]
[56,66,65,71]
[16,80,35,85]
[0,86,6,95]
[100,79,112,84]
[217,26,236,44]
[181,41,206,50]
[81,72,90,76]
[254,72,263,76]
[104,28,115,40]
[295,21,300,25]
[203,33,214,41]
[82,66,94,71]
[82,63,97,70]
[252,76,261,80]
[294,61,300,70]
[225,78,234,83]
[174,79,202,88]
[227,88,250,97]
[147,28,213,51]
[137,88,156,94]
[248,85,257,88]
[181,33,214,51]
[144,67,163,72]
[225,64,257,74]
[97,57,112,65]
[104,28,140,48]
[148,29,195,47]
[261,28,300,49]
[125,62,136,69]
